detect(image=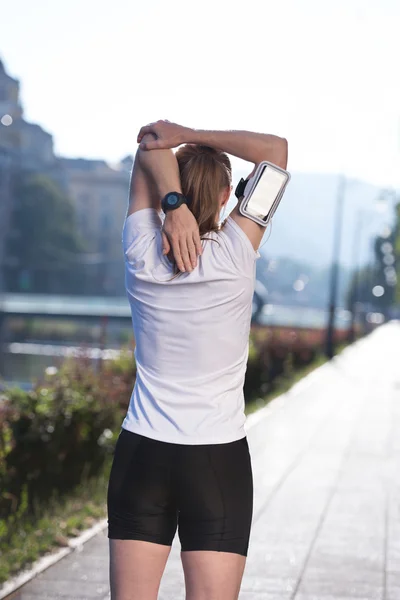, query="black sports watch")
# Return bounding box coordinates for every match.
[161,192,189,213]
